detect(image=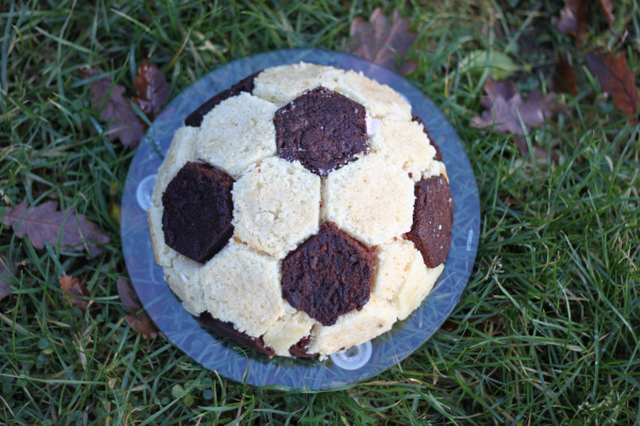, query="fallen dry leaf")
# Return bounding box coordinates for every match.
[471,79,560,156]
[117,278,158,341]
[552,0,589,46]
[89,70,145,149]
[0,255,12,302]
[441,320,459,333]
[117,278,141,313]
[3,201,110,257]
[132,59,170,120]
[586,51,639,125]
[123,314,159,341]
[598,0,615,28]
[346,8,418,76]
[484,314,502,324]
[554,56,578,95]
[59,275,91,312]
